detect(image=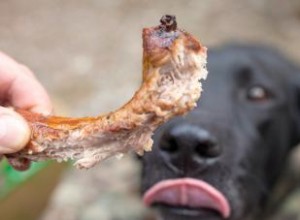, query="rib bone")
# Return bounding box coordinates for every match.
[6,15,207,169]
